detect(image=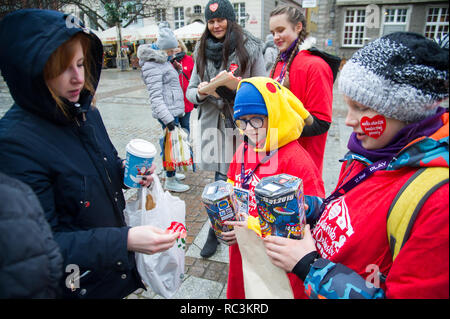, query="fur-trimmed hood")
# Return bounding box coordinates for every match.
[298,36,316,52]
[137,44,167,65]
